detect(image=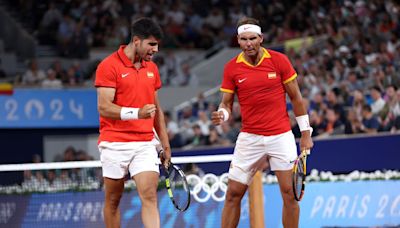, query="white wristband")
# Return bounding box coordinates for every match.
[218,108,229,122]
[120,107,139,120]
[295,114,311,132]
